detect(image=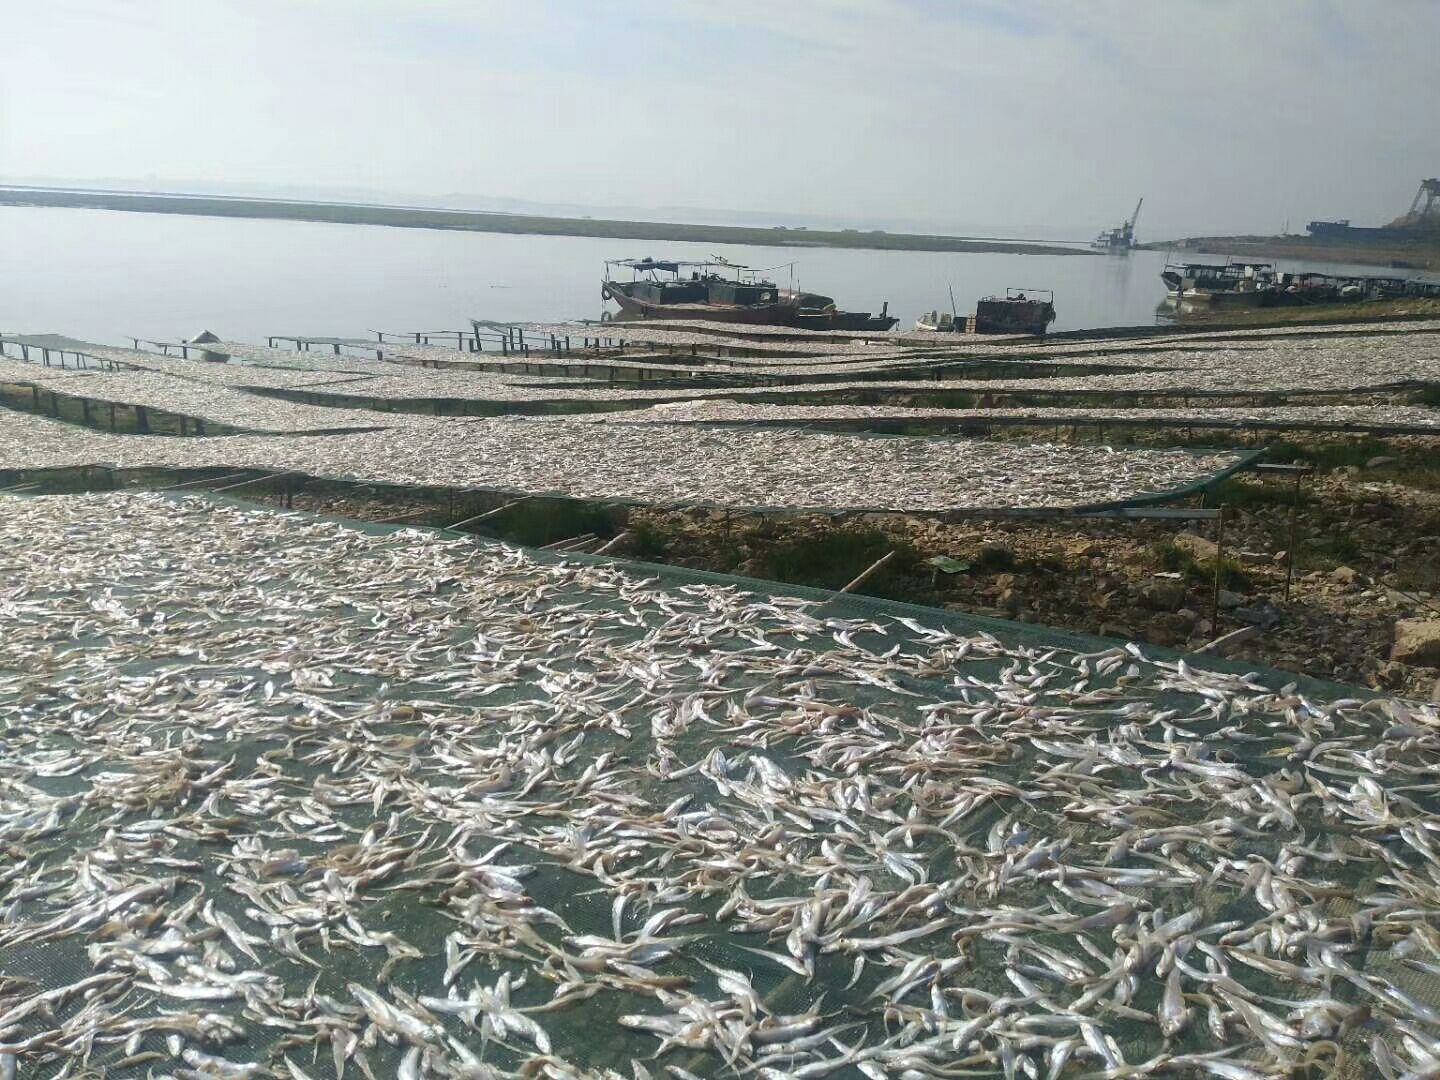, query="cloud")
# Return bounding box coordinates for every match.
[2,0,1436,237]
